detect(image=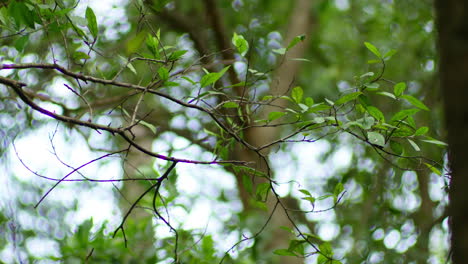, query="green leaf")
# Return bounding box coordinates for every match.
[335,92,362,105]
[291,86,303,104]
[85,7,98,39]
[242,175,253,194]
[393,124,415,137]
[420,139,448,147]
[366,106,385,122]
[364,42,381,58]
[414,126,429,136]
[268,111,286,121]
[407,138,420,151]
[393,82,406,97]
[14,35,28,51]
[299,189,312,196]
[391,108,420,122]
[140,120,157,134]
[383,49,397,60]
[9,1,35,29]
[390,140,403,155]
[307,103,331,113]
[376,91,396,100]
[232,32,249,56]
[222,101,239,108]
[401,95,429,111]
[364,82,380,89]
[158,67,169,81]
[272,48,286,55]
[368,131,385,147]
[360,72,375,79]
[200,66,231,87]
[255,182,270,201]
[287,34,306,50]
[305,97,314,107]
[424,163,442,176]
[333,182,344,203]
[168,50,188,61]
[146,34,160,58]
[72,51,90,60]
